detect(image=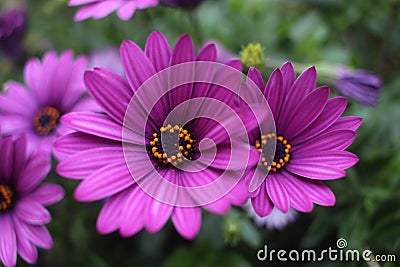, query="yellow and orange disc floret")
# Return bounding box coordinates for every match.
[0,184,14,212]
[255,133,291,173]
